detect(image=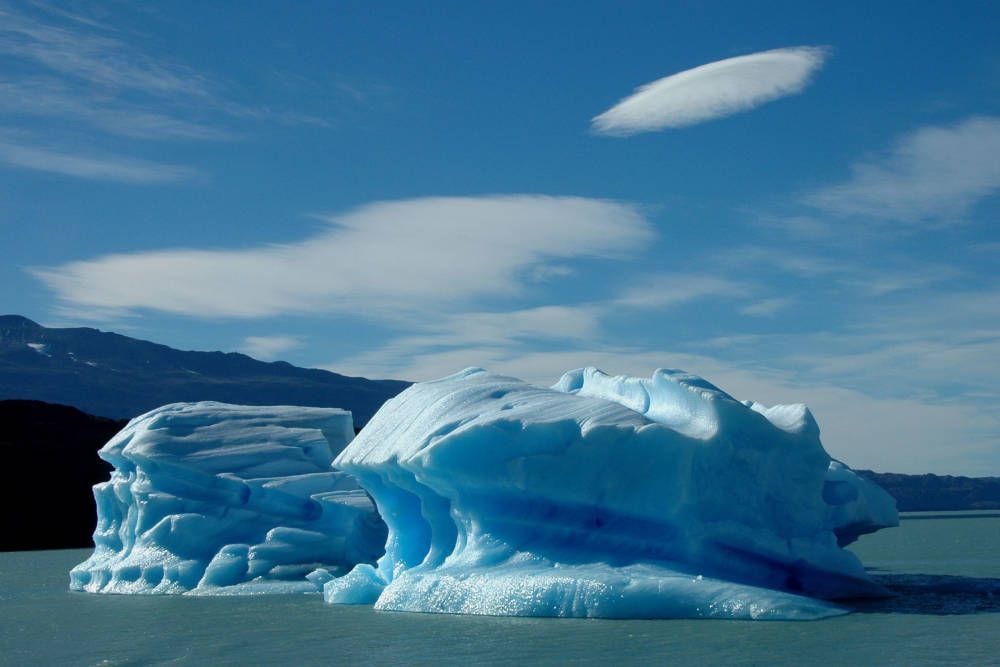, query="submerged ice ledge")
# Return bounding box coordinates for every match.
[70,402,386,595]
[326,367,898,620]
